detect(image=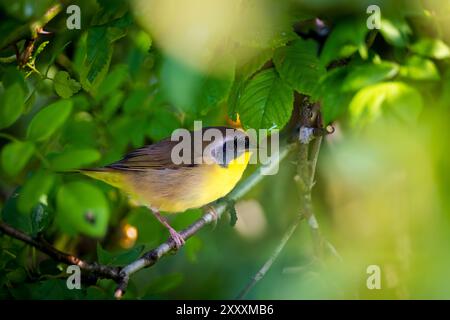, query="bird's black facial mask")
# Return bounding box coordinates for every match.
[213,135,250,168]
